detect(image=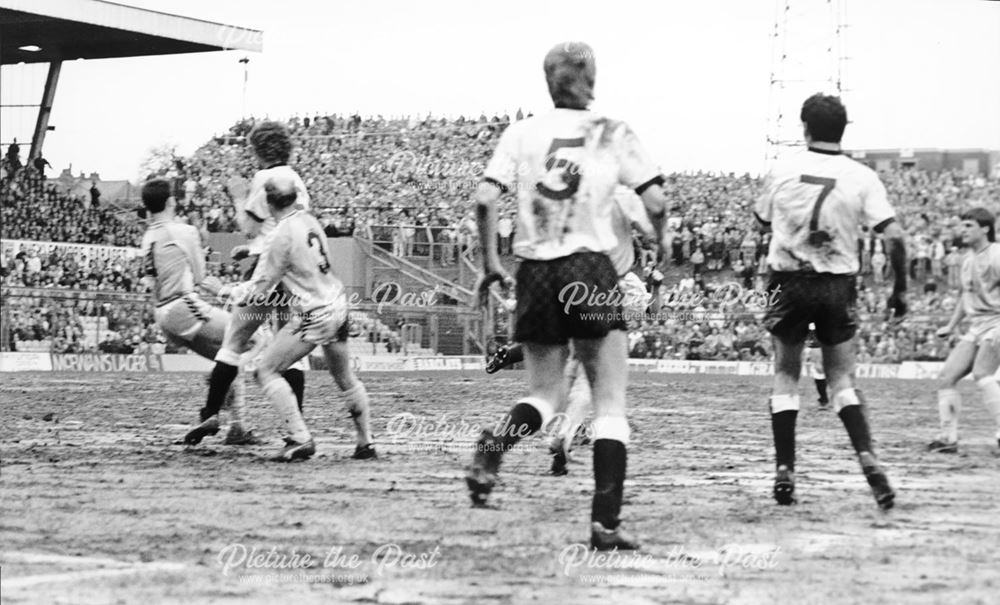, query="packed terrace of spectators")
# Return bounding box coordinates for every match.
[2,114,998,358]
